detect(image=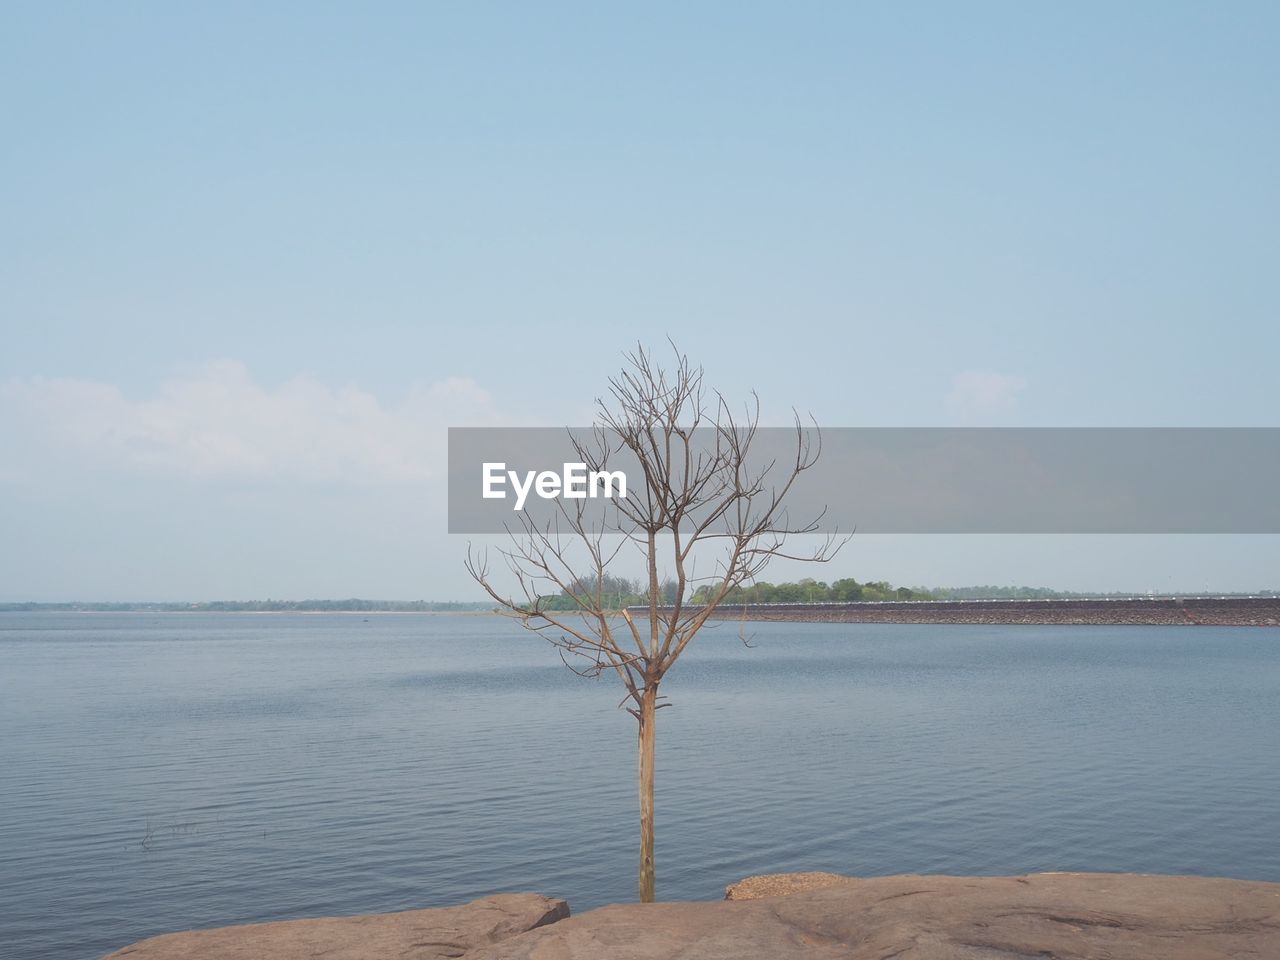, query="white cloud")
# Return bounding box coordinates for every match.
[945,371,1028,417]
[0,362,506,484]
